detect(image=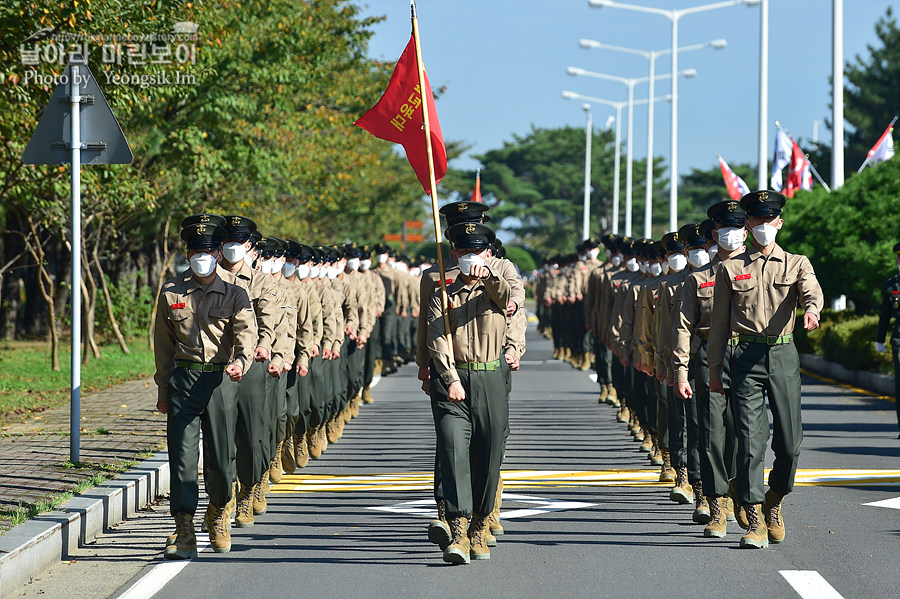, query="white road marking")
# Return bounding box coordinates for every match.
[863,495,900,510]
[367,493,596,519]
[780,571,845,599]
[116,540,210,599]
[588,373,598,383]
